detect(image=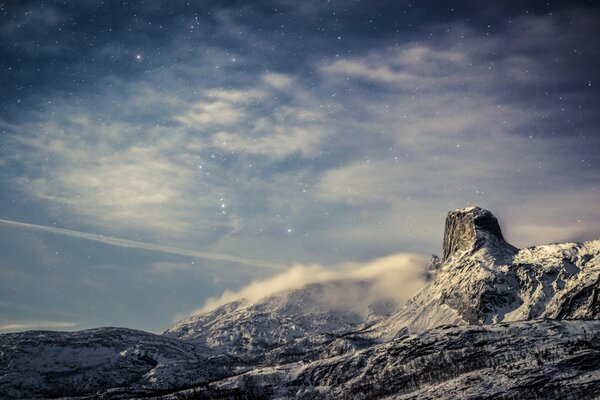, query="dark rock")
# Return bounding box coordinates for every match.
[442,206,515,261]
